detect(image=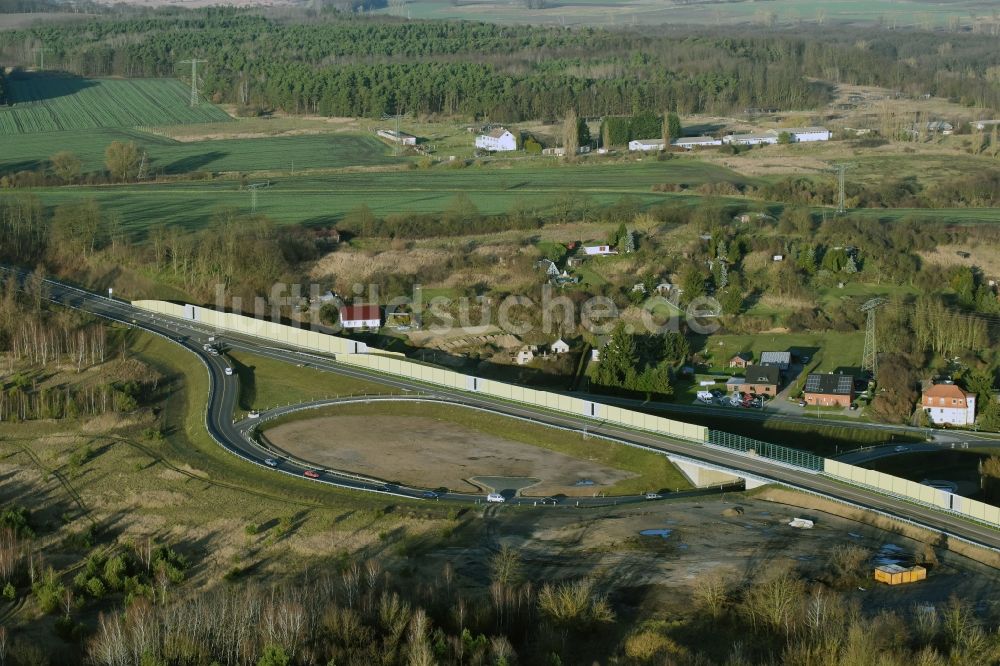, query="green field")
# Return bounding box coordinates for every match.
[381,0,994,28]
[16,158,747,232]
[0,74,230,134]
[0,128,398,176]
